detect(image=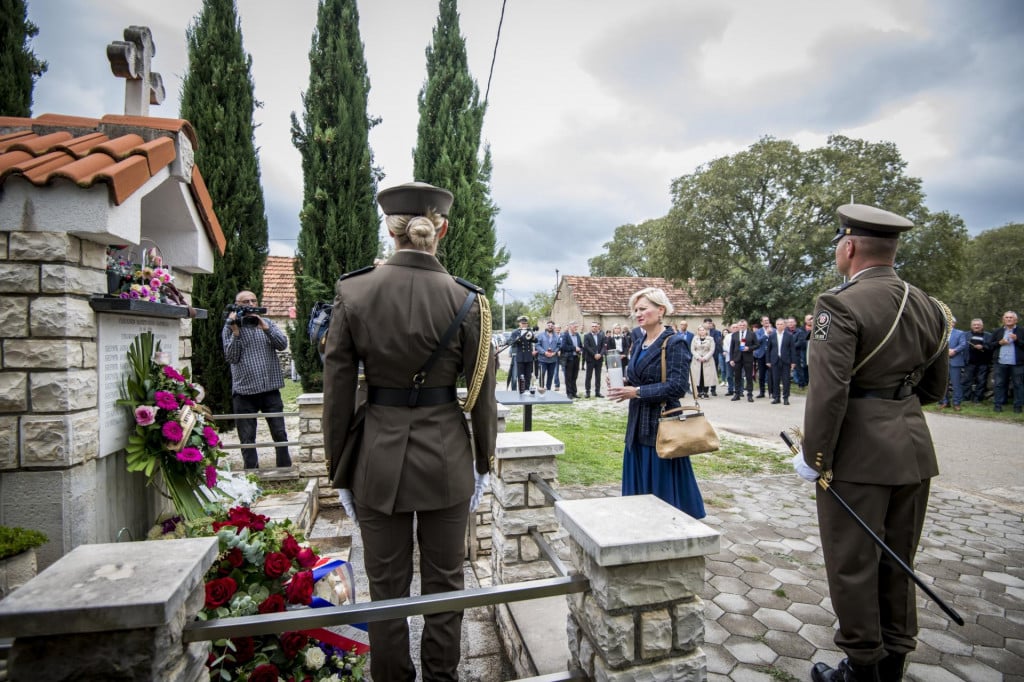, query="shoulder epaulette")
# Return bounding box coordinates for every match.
[337,265,375,283]
[827,280,858,295]
[453,276,484,294]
